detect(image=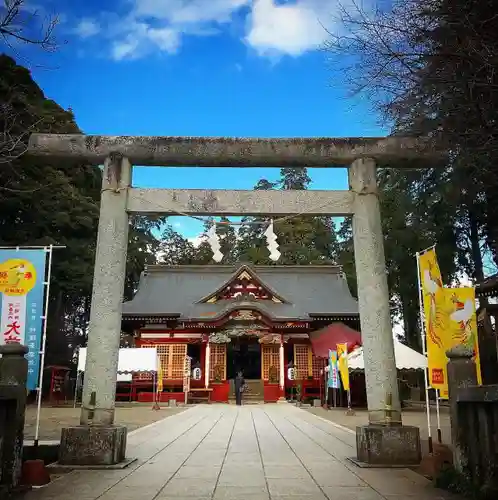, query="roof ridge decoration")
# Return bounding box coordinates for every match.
[196,263,290,304]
